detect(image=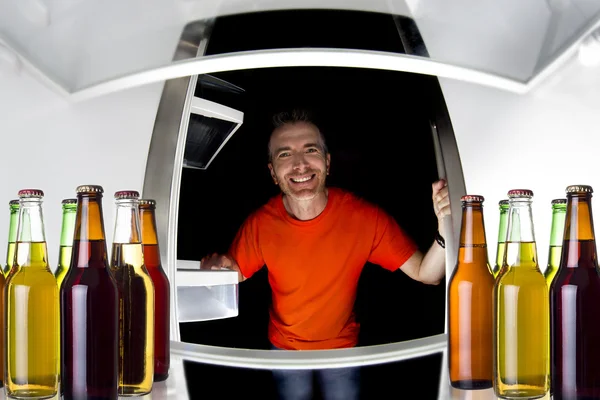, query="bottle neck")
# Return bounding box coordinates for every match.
[562,194,597,268]
[17,199,46,243]
[139,207,159,246]
[7,204,19,243]
[497,206,509,243]
[74,195,107,242]
[507,199,536,243]
[460,204,487,246]
[549,204,567,247]
[113,199,142,244]
[60,204,77,247]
